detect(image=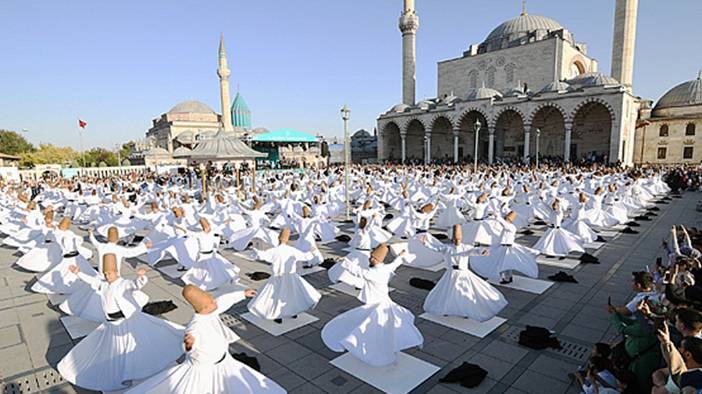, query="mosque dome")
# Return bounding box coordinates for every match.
[504,82,527,98]
[442,91,459,105]
[538,80,571,94]
[390,103,411,113]
[168,100,216,115]
[486,14,563,42]
[230,91,252,129]
[653,73,702,117]
[466,85,503,101]
[417,100,436,110]
[172,146,192,158]
[567,72,620,88]
[481,12,568,53]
